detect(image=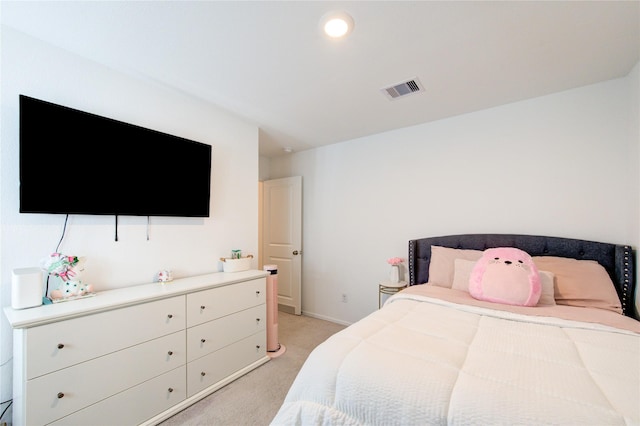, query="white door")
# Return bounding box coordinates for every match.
[262,176,302,315]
